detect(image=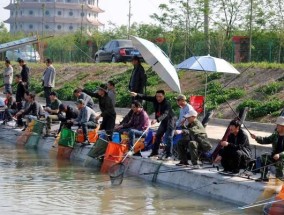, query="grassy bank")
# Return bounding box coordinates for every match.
[0,61,283,122]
